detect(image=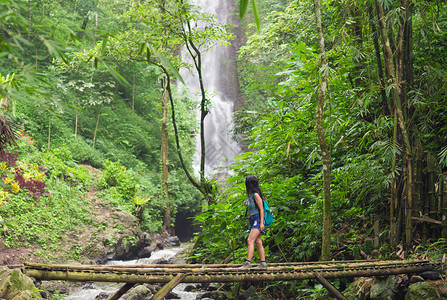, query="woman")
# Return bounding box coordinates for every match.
[241,175,268,268]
